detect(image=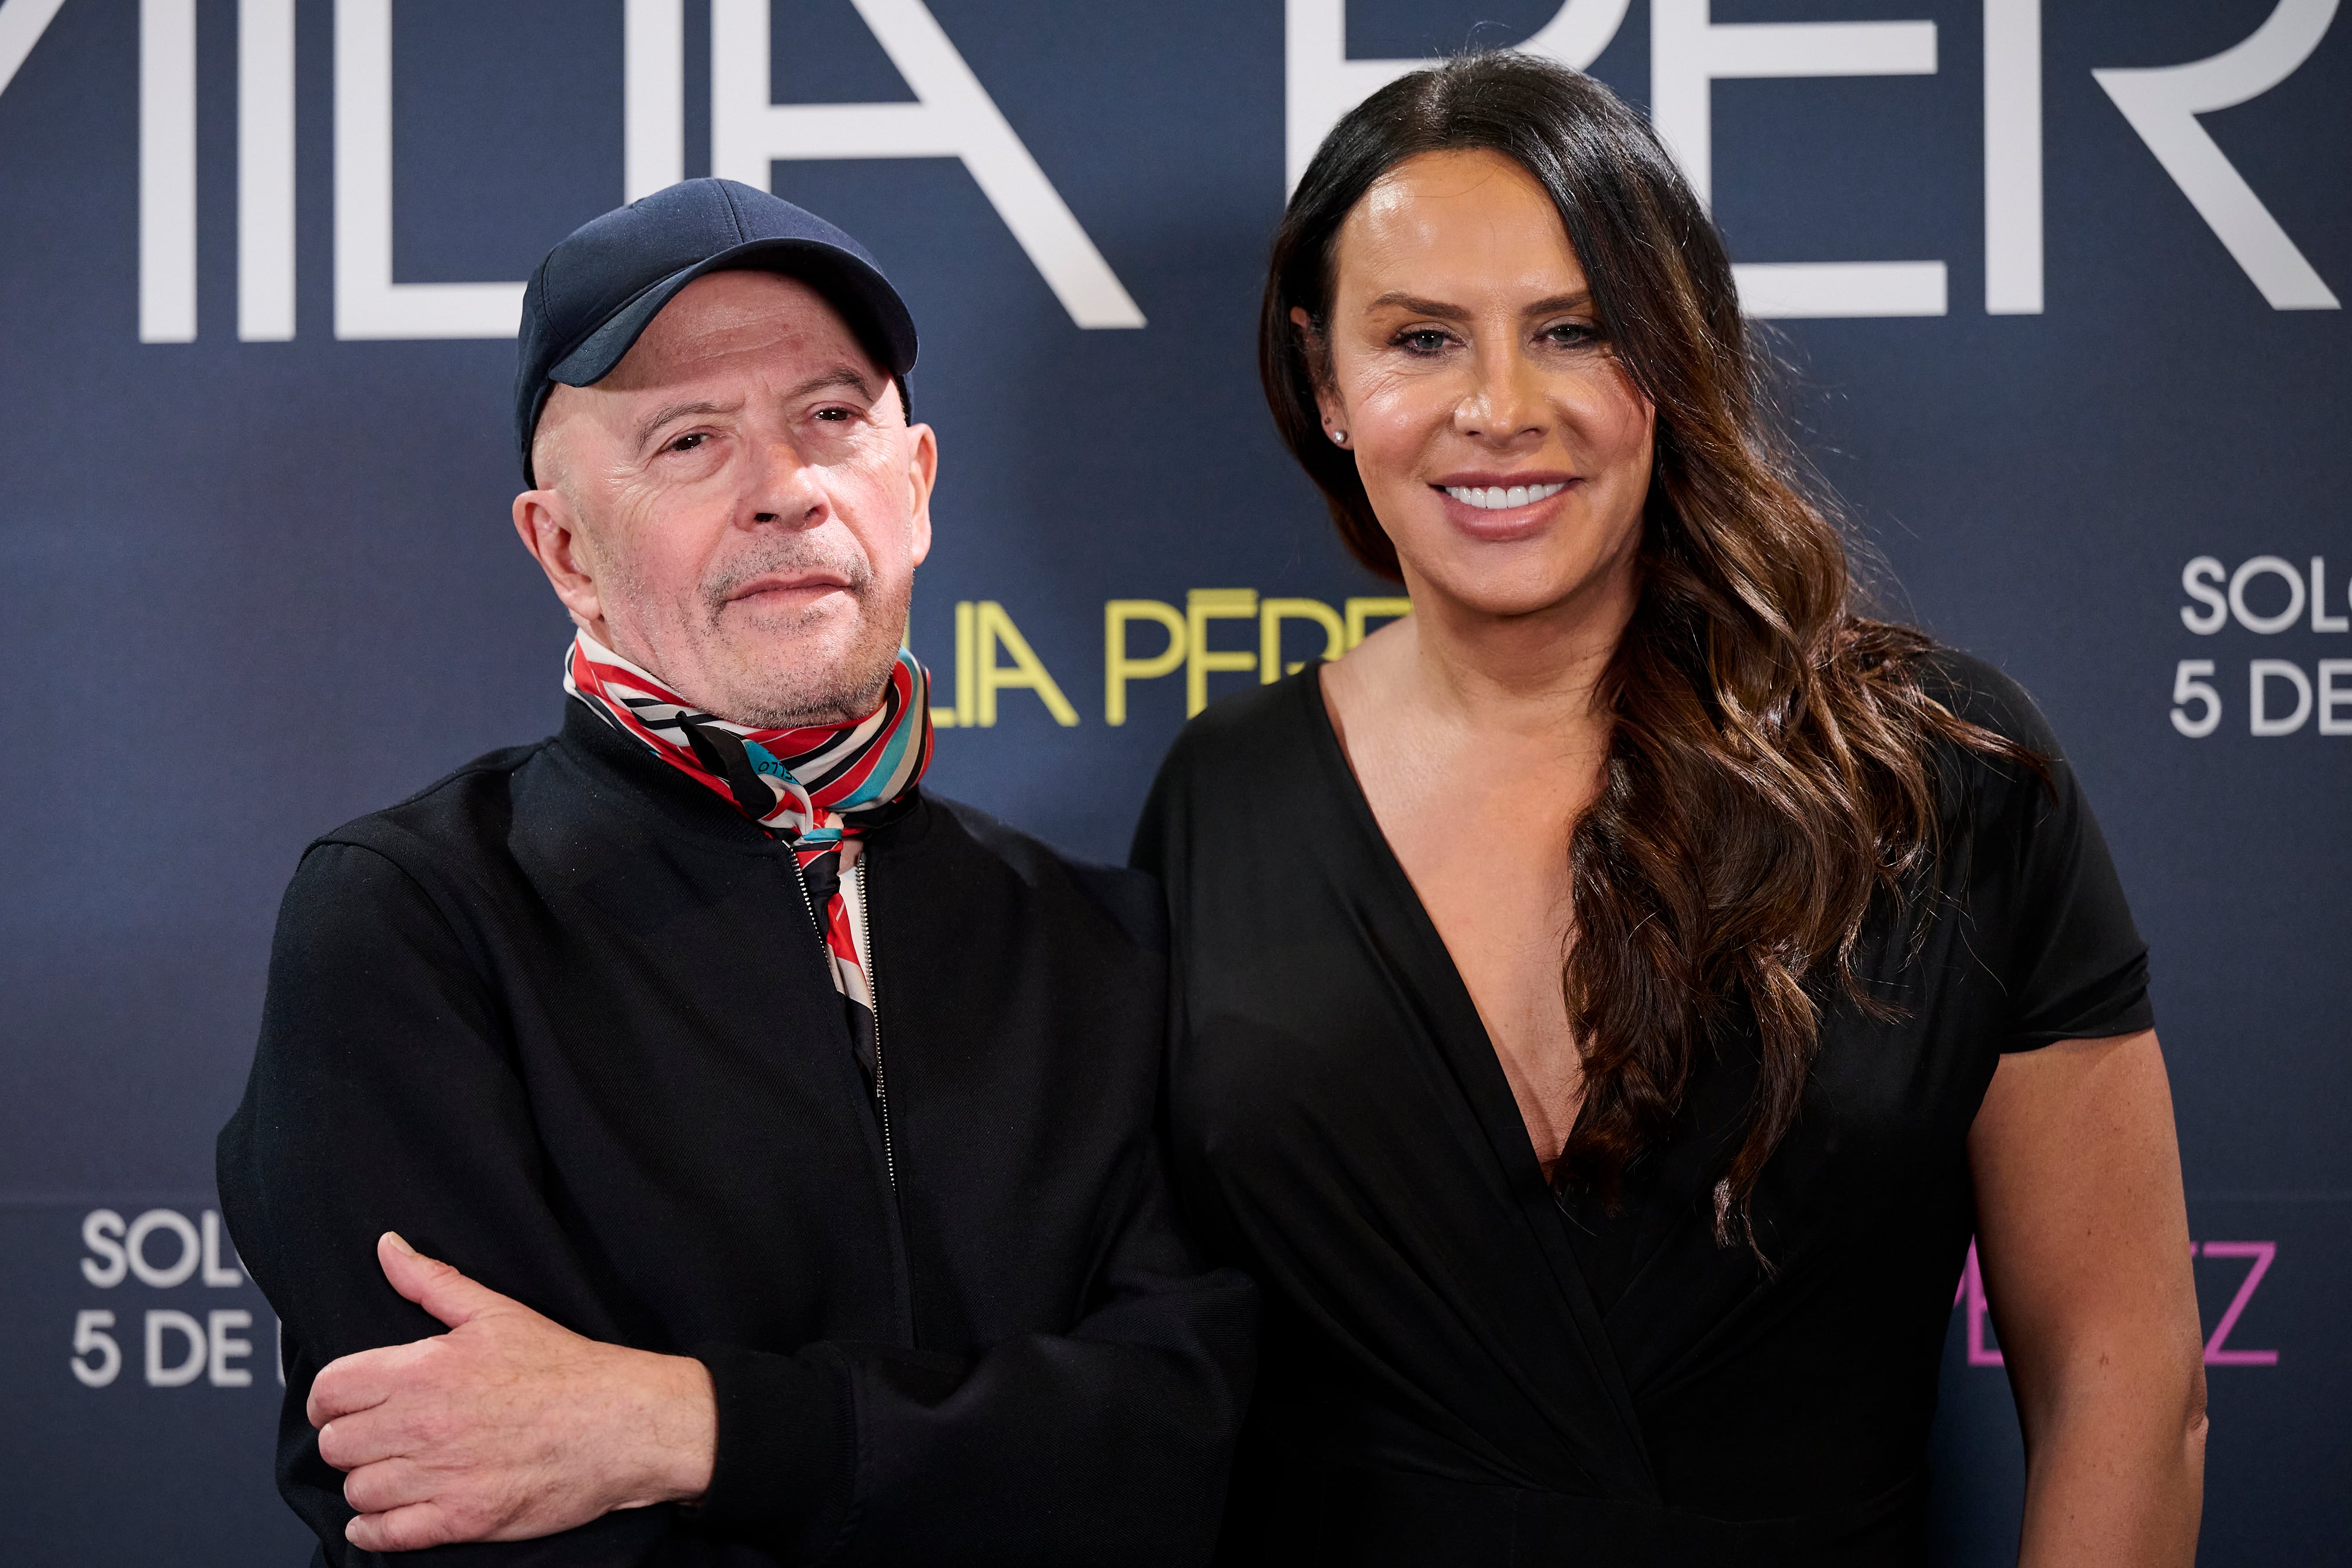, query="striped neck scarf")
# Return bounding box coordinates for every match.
[563,629,933,1086]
